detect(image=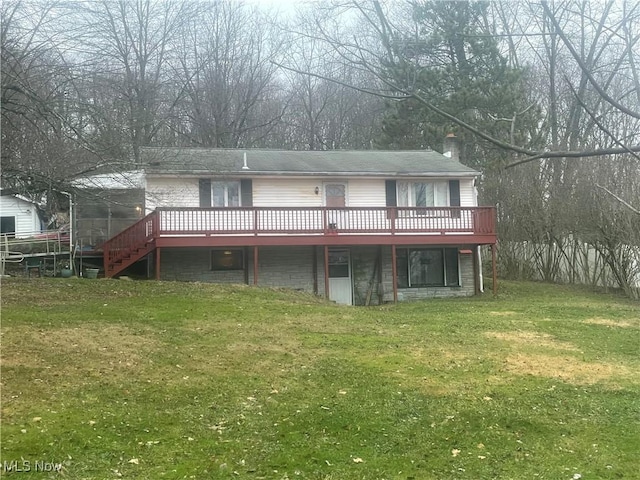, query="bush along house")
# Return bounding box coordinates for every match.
[102,142,497,304]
